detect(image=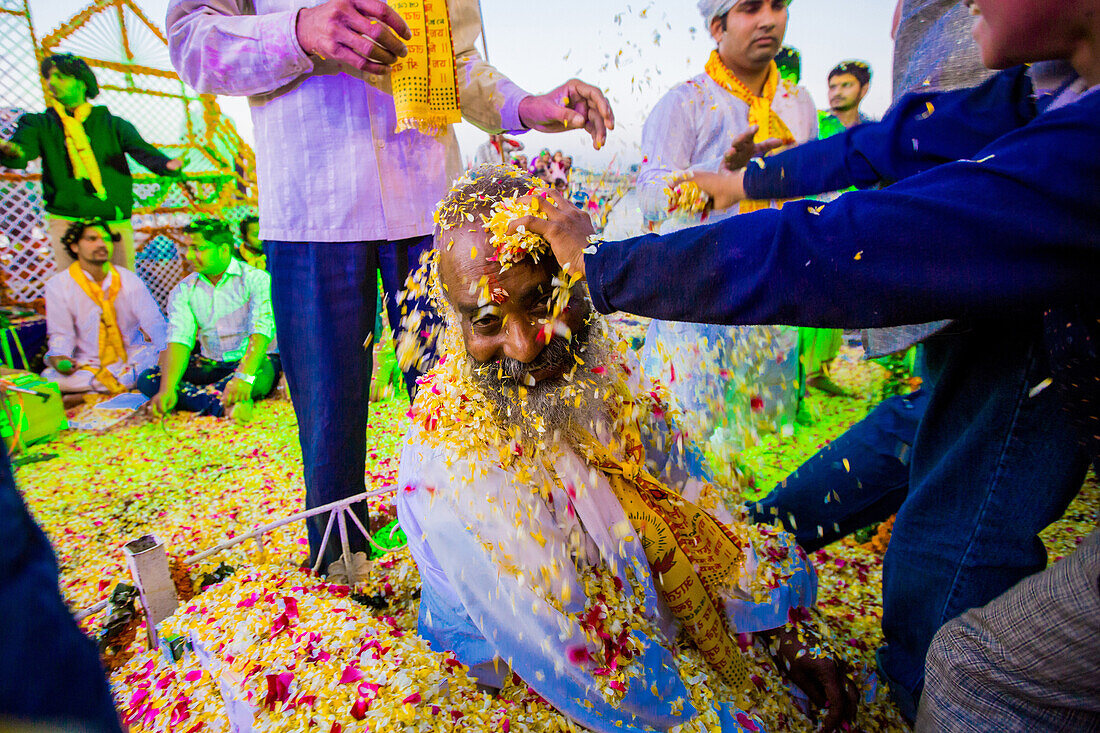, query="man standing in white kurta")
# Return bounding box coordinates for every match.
[636,0,817,477]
